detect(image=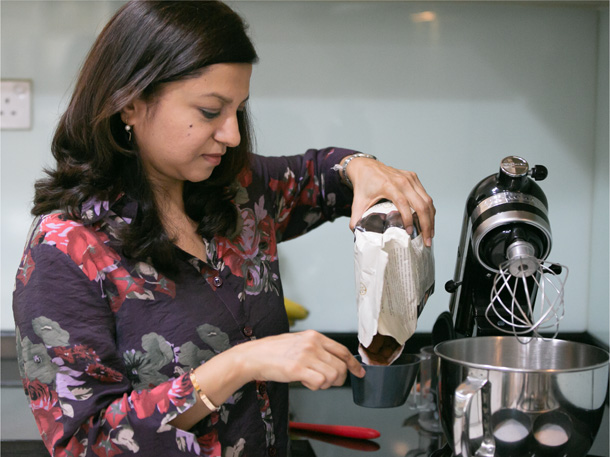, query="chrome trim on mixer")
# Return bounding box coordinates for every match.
[471,192,548,222]
[506,240,538,278]
[472,211,552,273]
[500,156,529,177]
